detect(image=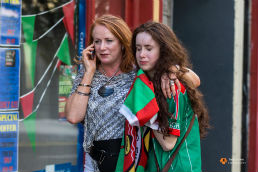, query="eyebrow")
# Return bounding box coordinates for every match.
[136,44,153,47]
[94,37,114,40]
[136,44,153,48]
[93,33,116,39]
